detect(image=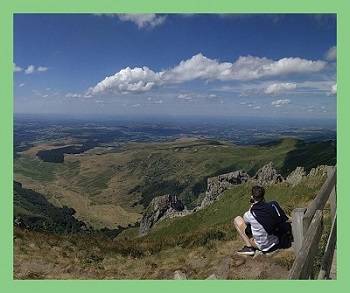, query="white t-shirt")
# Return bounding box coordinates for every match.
[244,210,279,251]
